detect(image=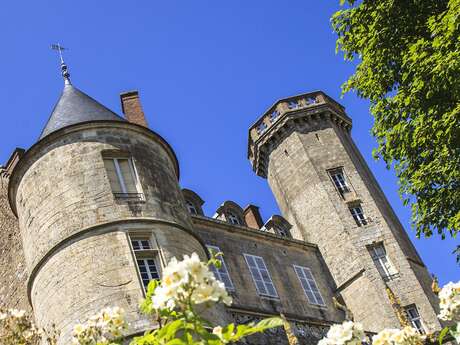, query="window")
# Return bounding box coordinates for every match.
[206,245,234,290]
[130,235,160,290]
[405,305,425,334]
[293,265,325,306]
[103,157,142,198]
[369,244,398,281]
[329,169,350,194]
[243,254,278,298]
[305,97,317,105]
[350,206,368,226]
[269,110,280,122]
[227,212,242,225]
[288,100,299,109]
[186,200,198,215]
[257,122,268,134]
[275,226,289,238]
